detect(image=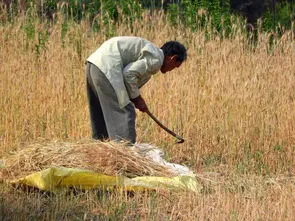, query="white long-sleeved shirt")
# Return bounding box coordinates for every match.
[87,36,164,108]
